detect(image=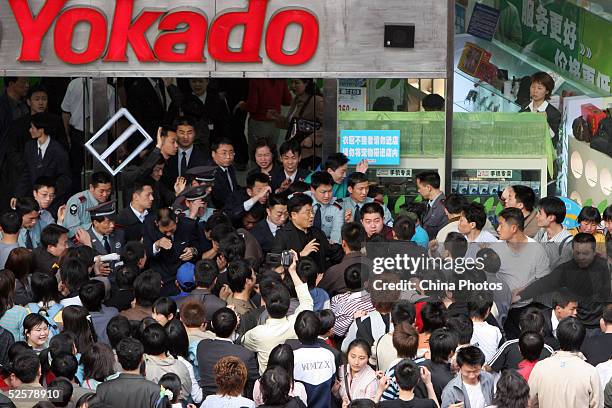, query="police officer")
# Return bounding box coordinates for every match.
[63,171,113,238]
[339,172,393,226]
[304,171,344,244]
[81,200,125,257]
[172,184,215,223]
[184,166,217,221]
